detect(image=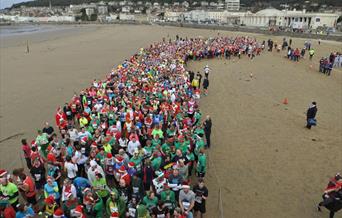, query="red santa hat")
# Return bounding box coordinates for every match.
[118,165,126,173]
[47,153,56,163]
[74,205,83,214]
[128,162,135,168]
[83,188,91,194]
[0,169,7,178]
[107,153,113,158]
[182,181,190,189]
[110,212,119,218]
[53,208,64,217]
[115,156,124,163]
[45,196,55,204]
